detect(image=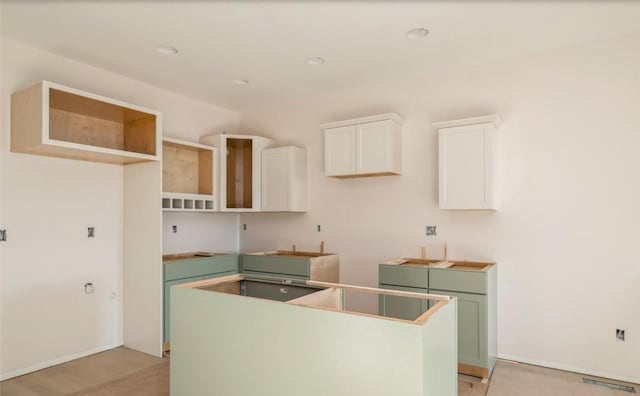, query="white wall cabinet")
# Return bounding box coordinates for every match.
[200,134,273,212]
[261,146,307,212]
[434,115,501,210]
[11,81,161,164]
[322,113,403,178]
[162,137,217,212]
